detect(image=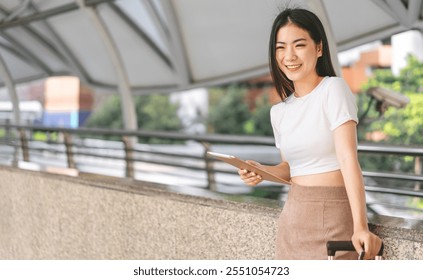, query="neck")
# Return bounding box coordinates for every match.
[294,75,323,97]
